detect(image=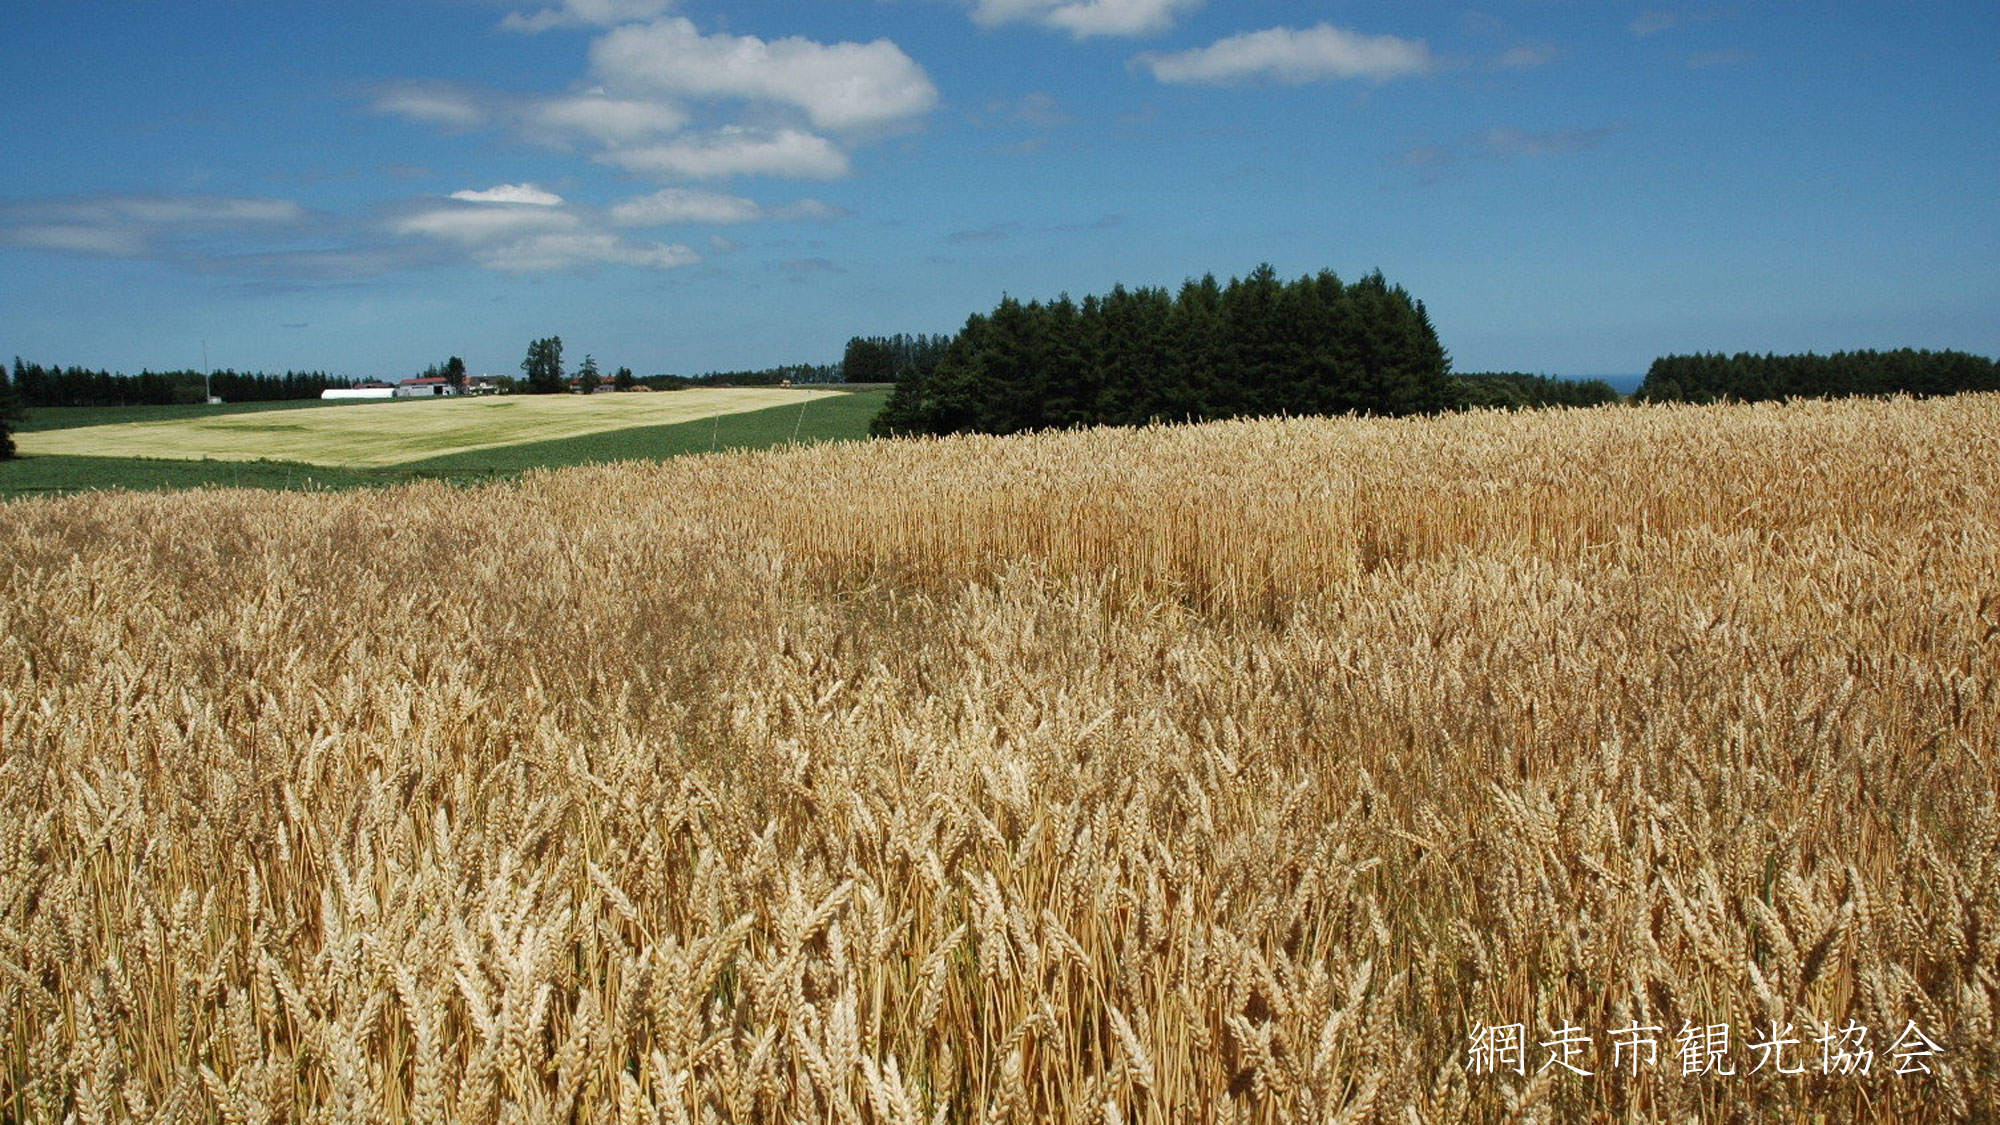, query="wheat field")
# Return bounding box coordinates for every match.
[2,395,1996,1123]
